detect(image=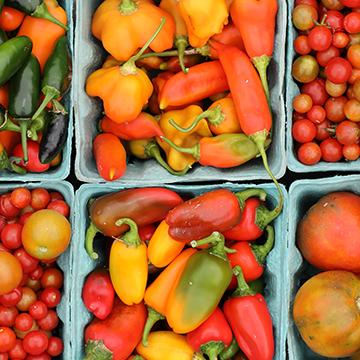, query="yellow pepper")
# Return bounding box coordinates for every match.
[136,331,203,360]
[178,0,229,48]
[148,220,185,268]
[156,105,212,172]
[109,218,148,305]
